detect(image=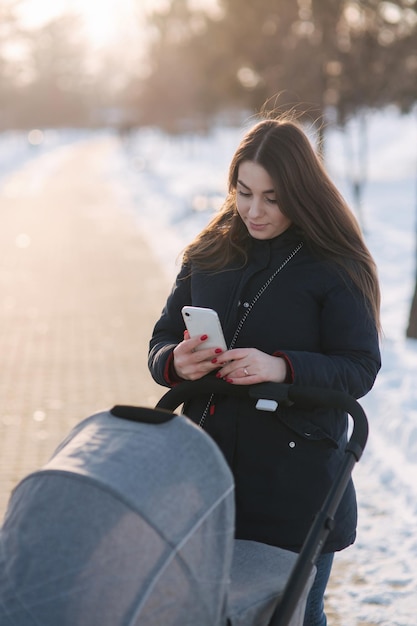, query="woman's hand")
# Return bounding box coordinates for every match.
[172,331,225,381]
[215,348,288,385]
